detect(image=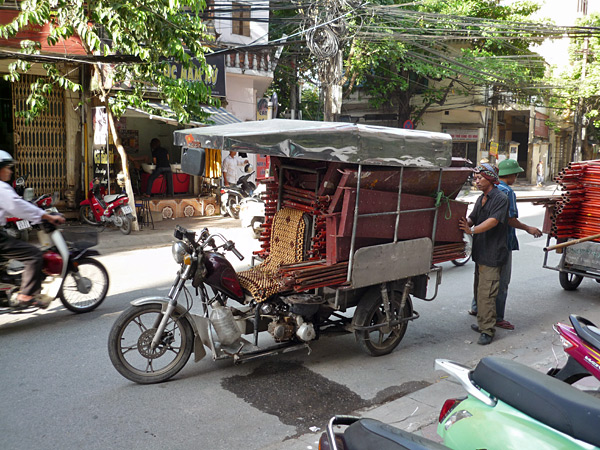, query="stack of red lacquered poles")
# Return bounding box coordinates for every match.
[279,261,349,291]
[432,242,467,264]
[552,160,600,240]
[254,180,278,259]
